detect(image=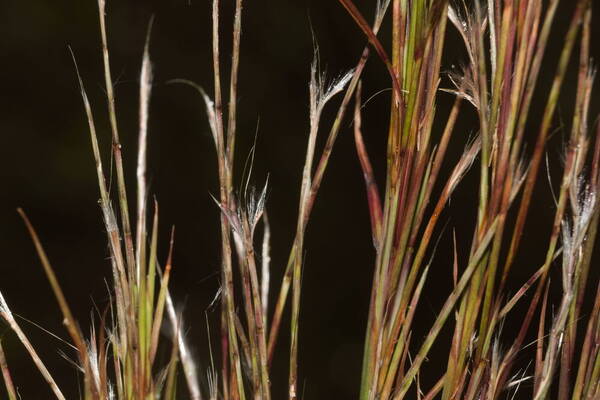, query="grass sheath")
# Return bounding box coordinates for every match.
[2,0,599,399]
